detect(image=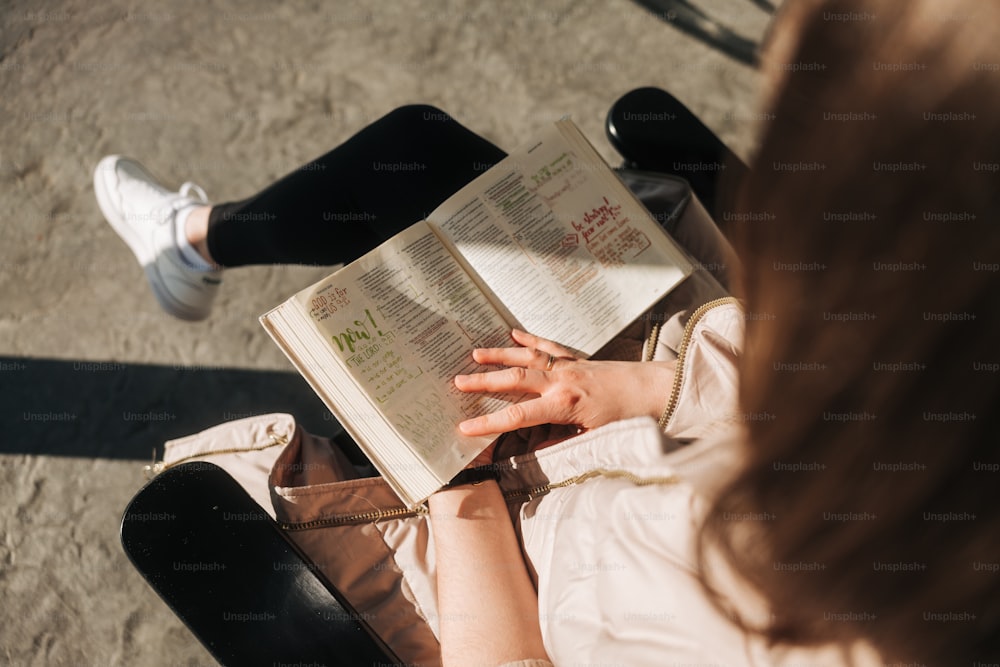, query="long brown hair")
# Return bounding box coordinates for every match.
[699,0,1000,663]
